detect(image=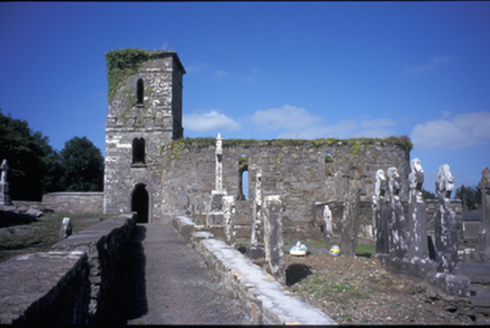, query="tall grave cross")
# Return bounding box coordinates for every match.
[0,159,12,206]
[205,133,227,227]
